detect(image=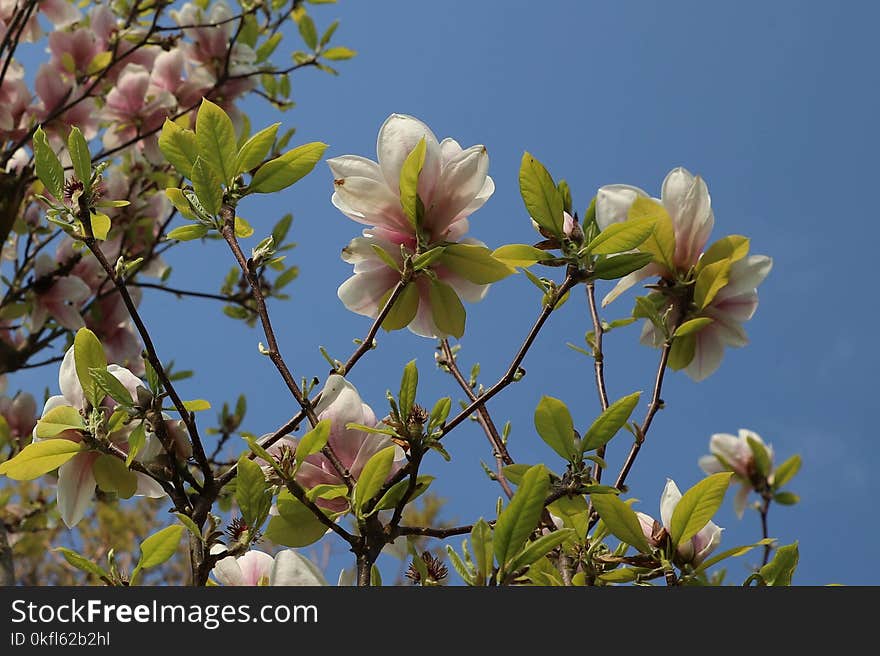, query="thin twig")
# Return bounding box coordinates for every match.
[760,495,772,566]
[585,282,610,482]
[340,280,406,374]
[396,524,475,539]
[128,281,249,307]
